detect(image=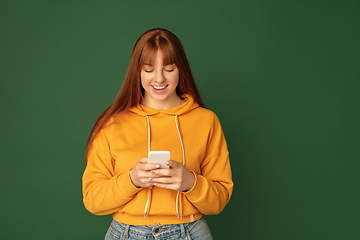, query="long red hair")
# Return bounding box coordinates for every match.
[84,28,205,163]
